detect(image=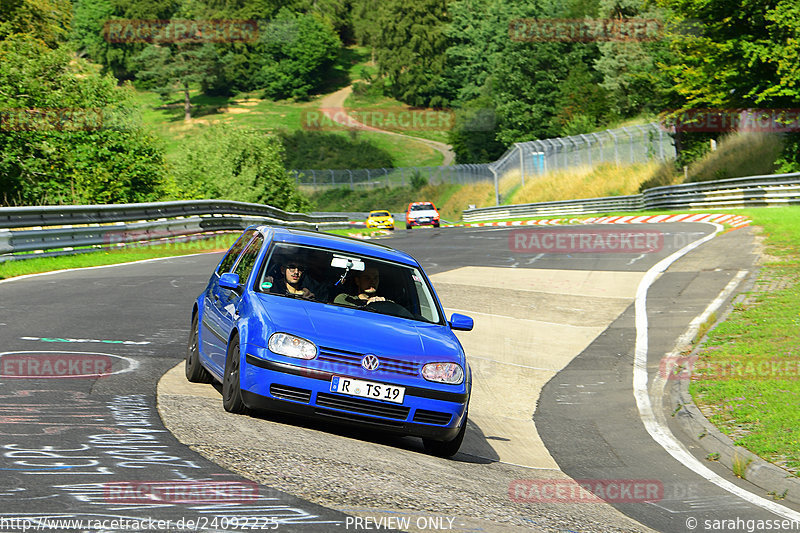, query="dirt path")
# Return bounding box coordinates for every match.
[318,85,456,166]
